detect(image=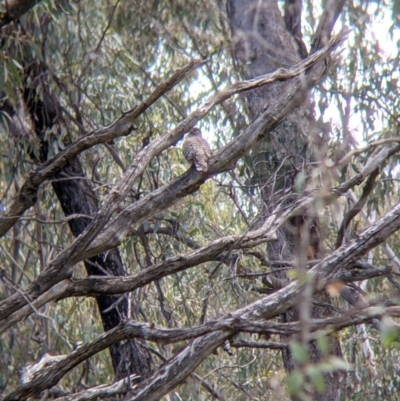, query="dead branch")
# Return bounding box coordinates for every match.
[0,132,396,324]
[53,375,140,401]
[230,339,286,349]
[336,168,379,248]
